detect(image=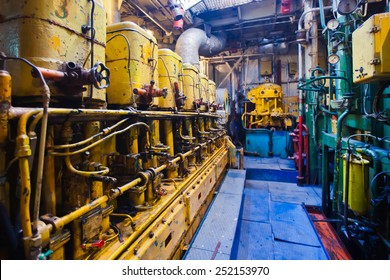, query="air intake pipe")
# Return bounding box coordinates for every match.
[175,28,226,70]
